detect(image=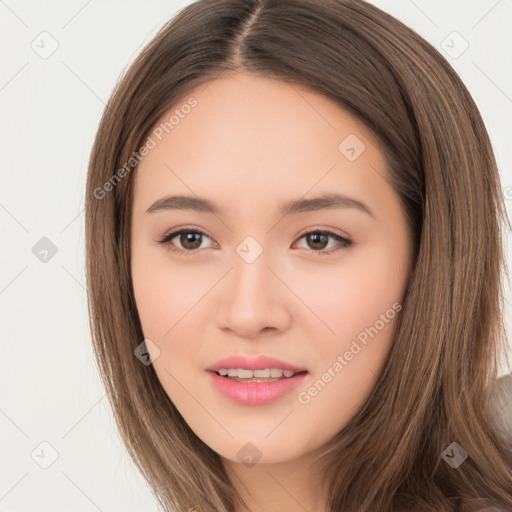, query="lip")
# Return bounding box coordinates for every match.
[205,355,308,405]
[207,371,308,405]
[205,355,307,373]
